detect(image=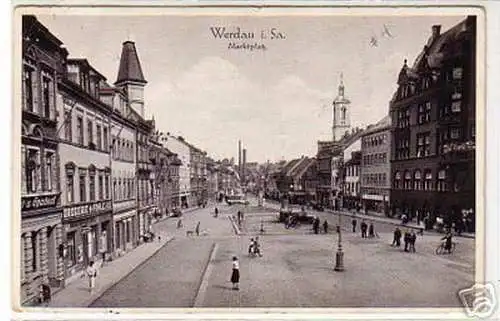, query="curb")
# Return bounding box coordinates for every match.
[192,242,218,307]
[228,215,241,235]
[85,236,175,307]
